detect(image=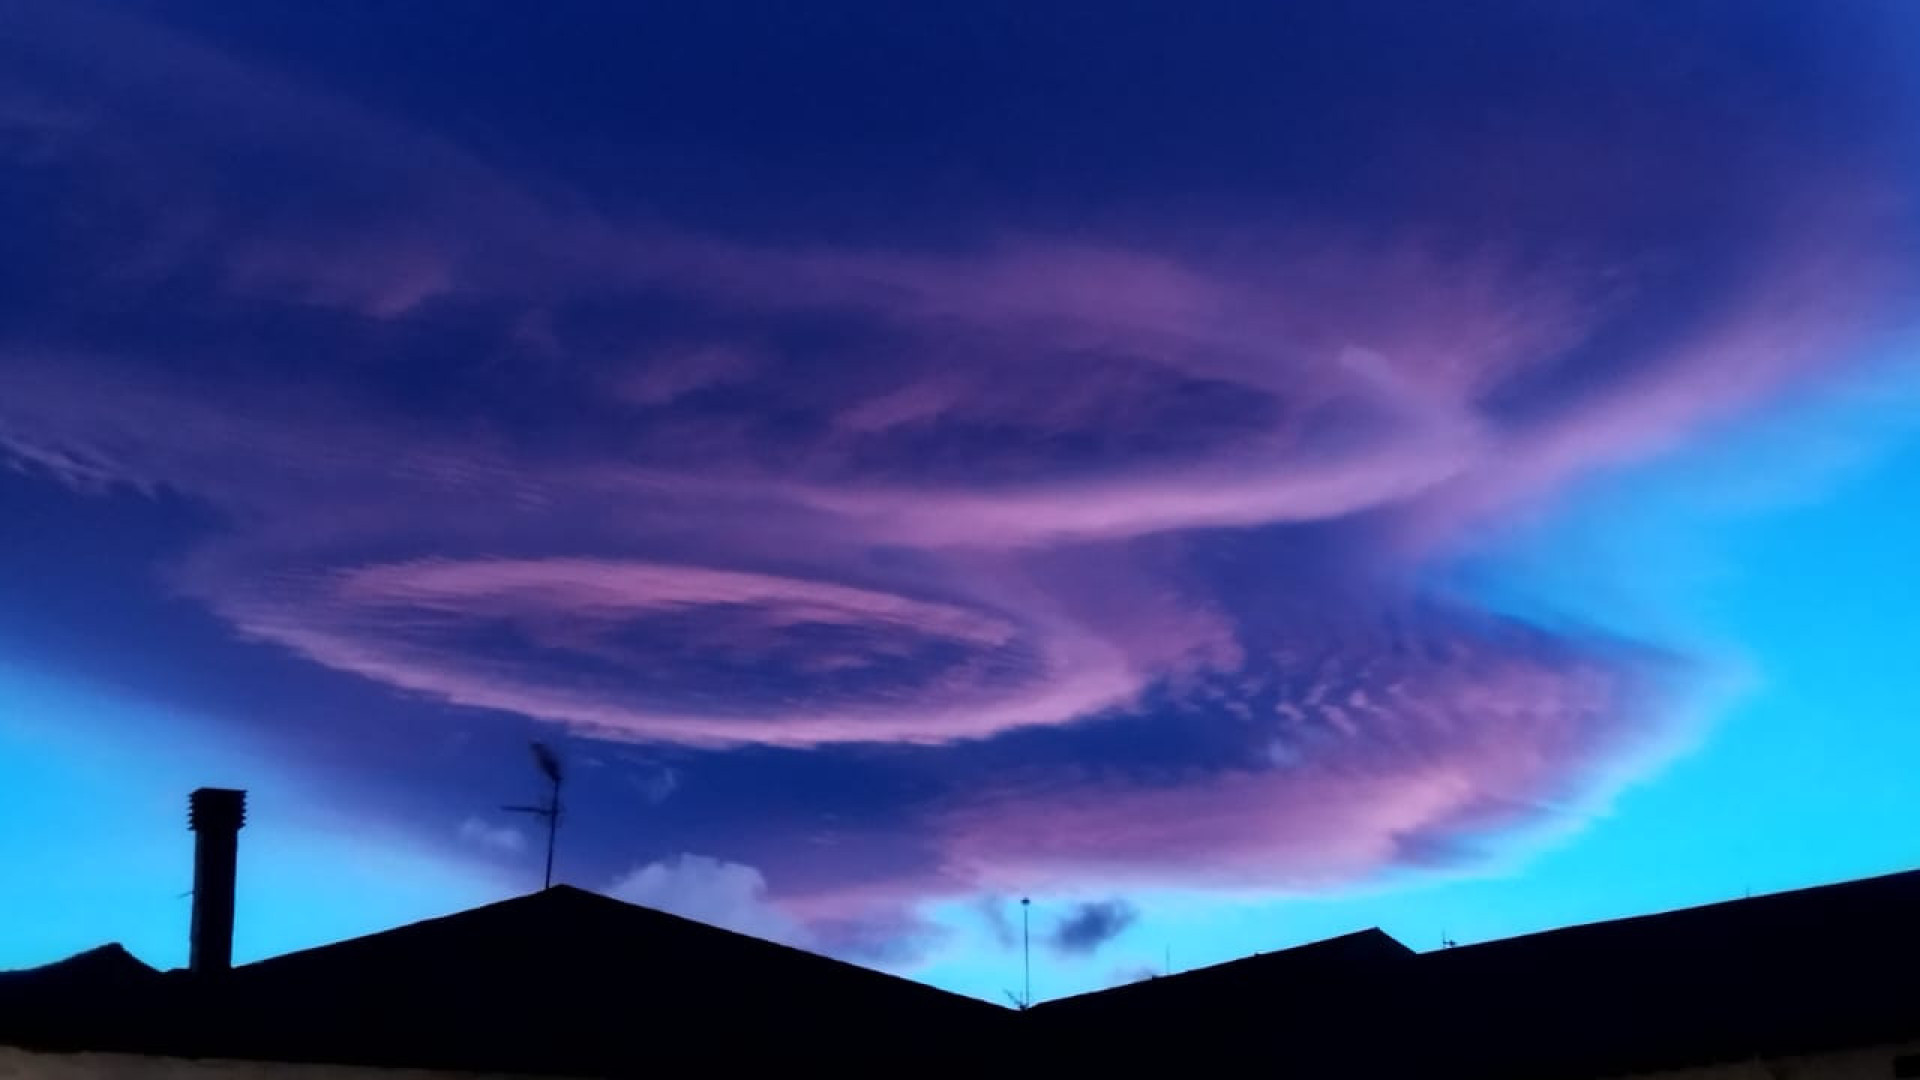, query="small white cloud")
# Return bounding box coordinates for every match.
[457,816,527,853]
[607,853,802,945]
